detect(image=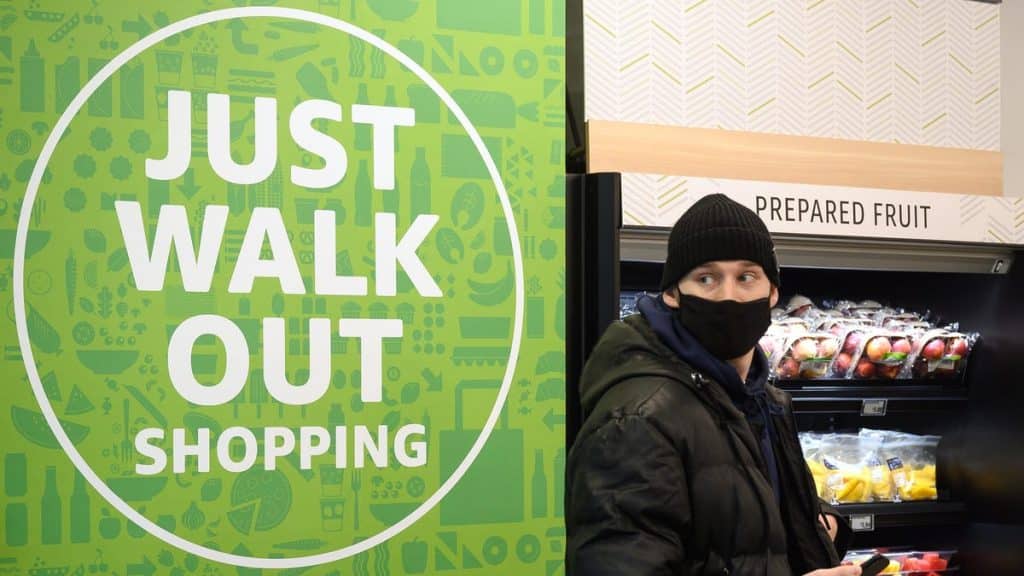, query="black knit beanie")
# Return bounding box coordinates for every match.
[660,194,780,290]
